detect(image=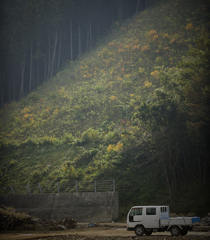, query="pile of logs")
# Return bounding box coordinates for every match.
[0,205,77,231]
